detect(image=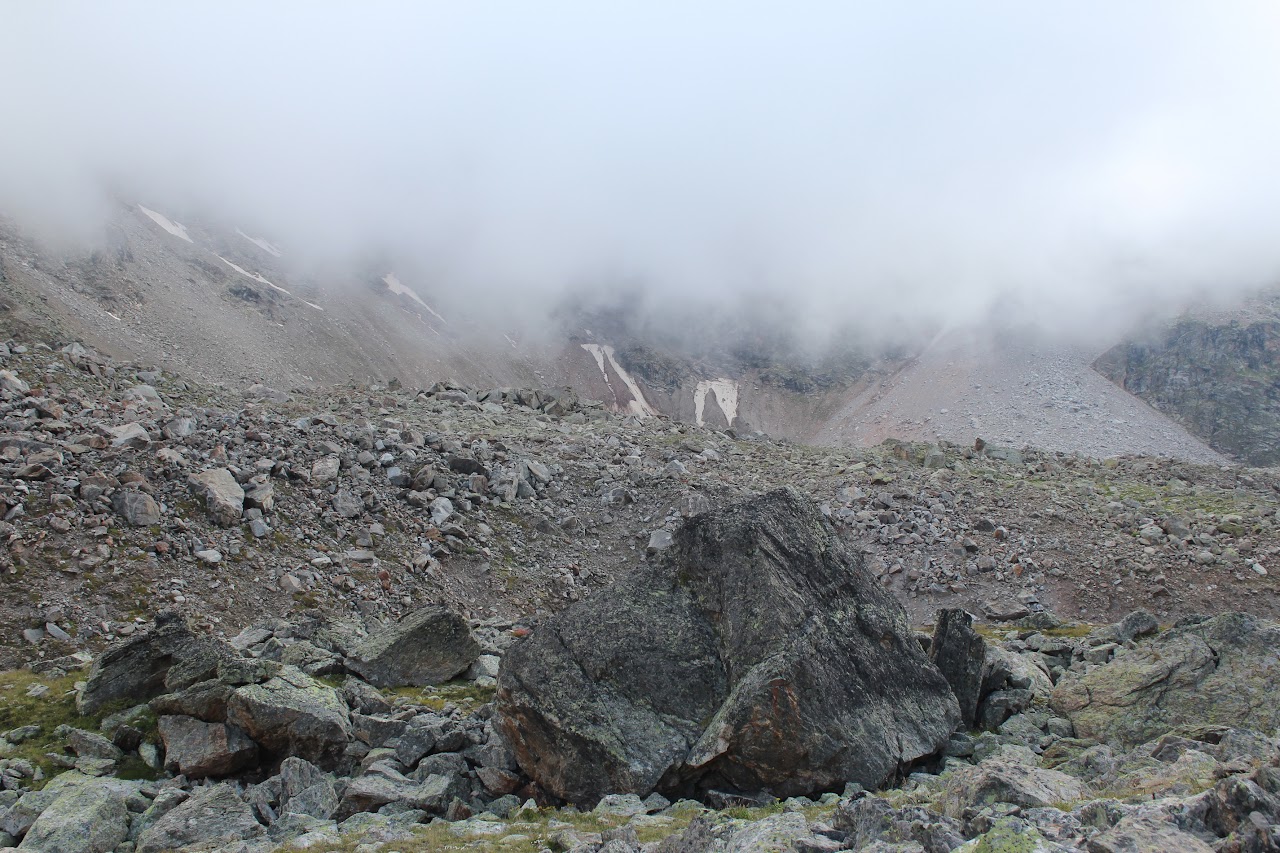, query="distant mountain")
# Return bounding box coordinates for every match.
[1096,290,1280,467]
